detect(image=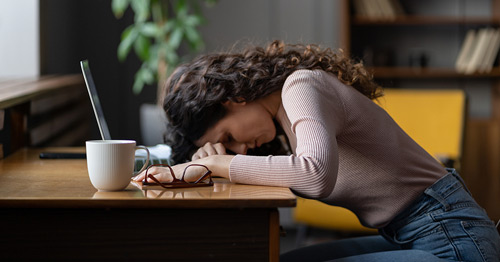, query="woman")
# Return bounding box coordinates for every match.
[133,41,500,261]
